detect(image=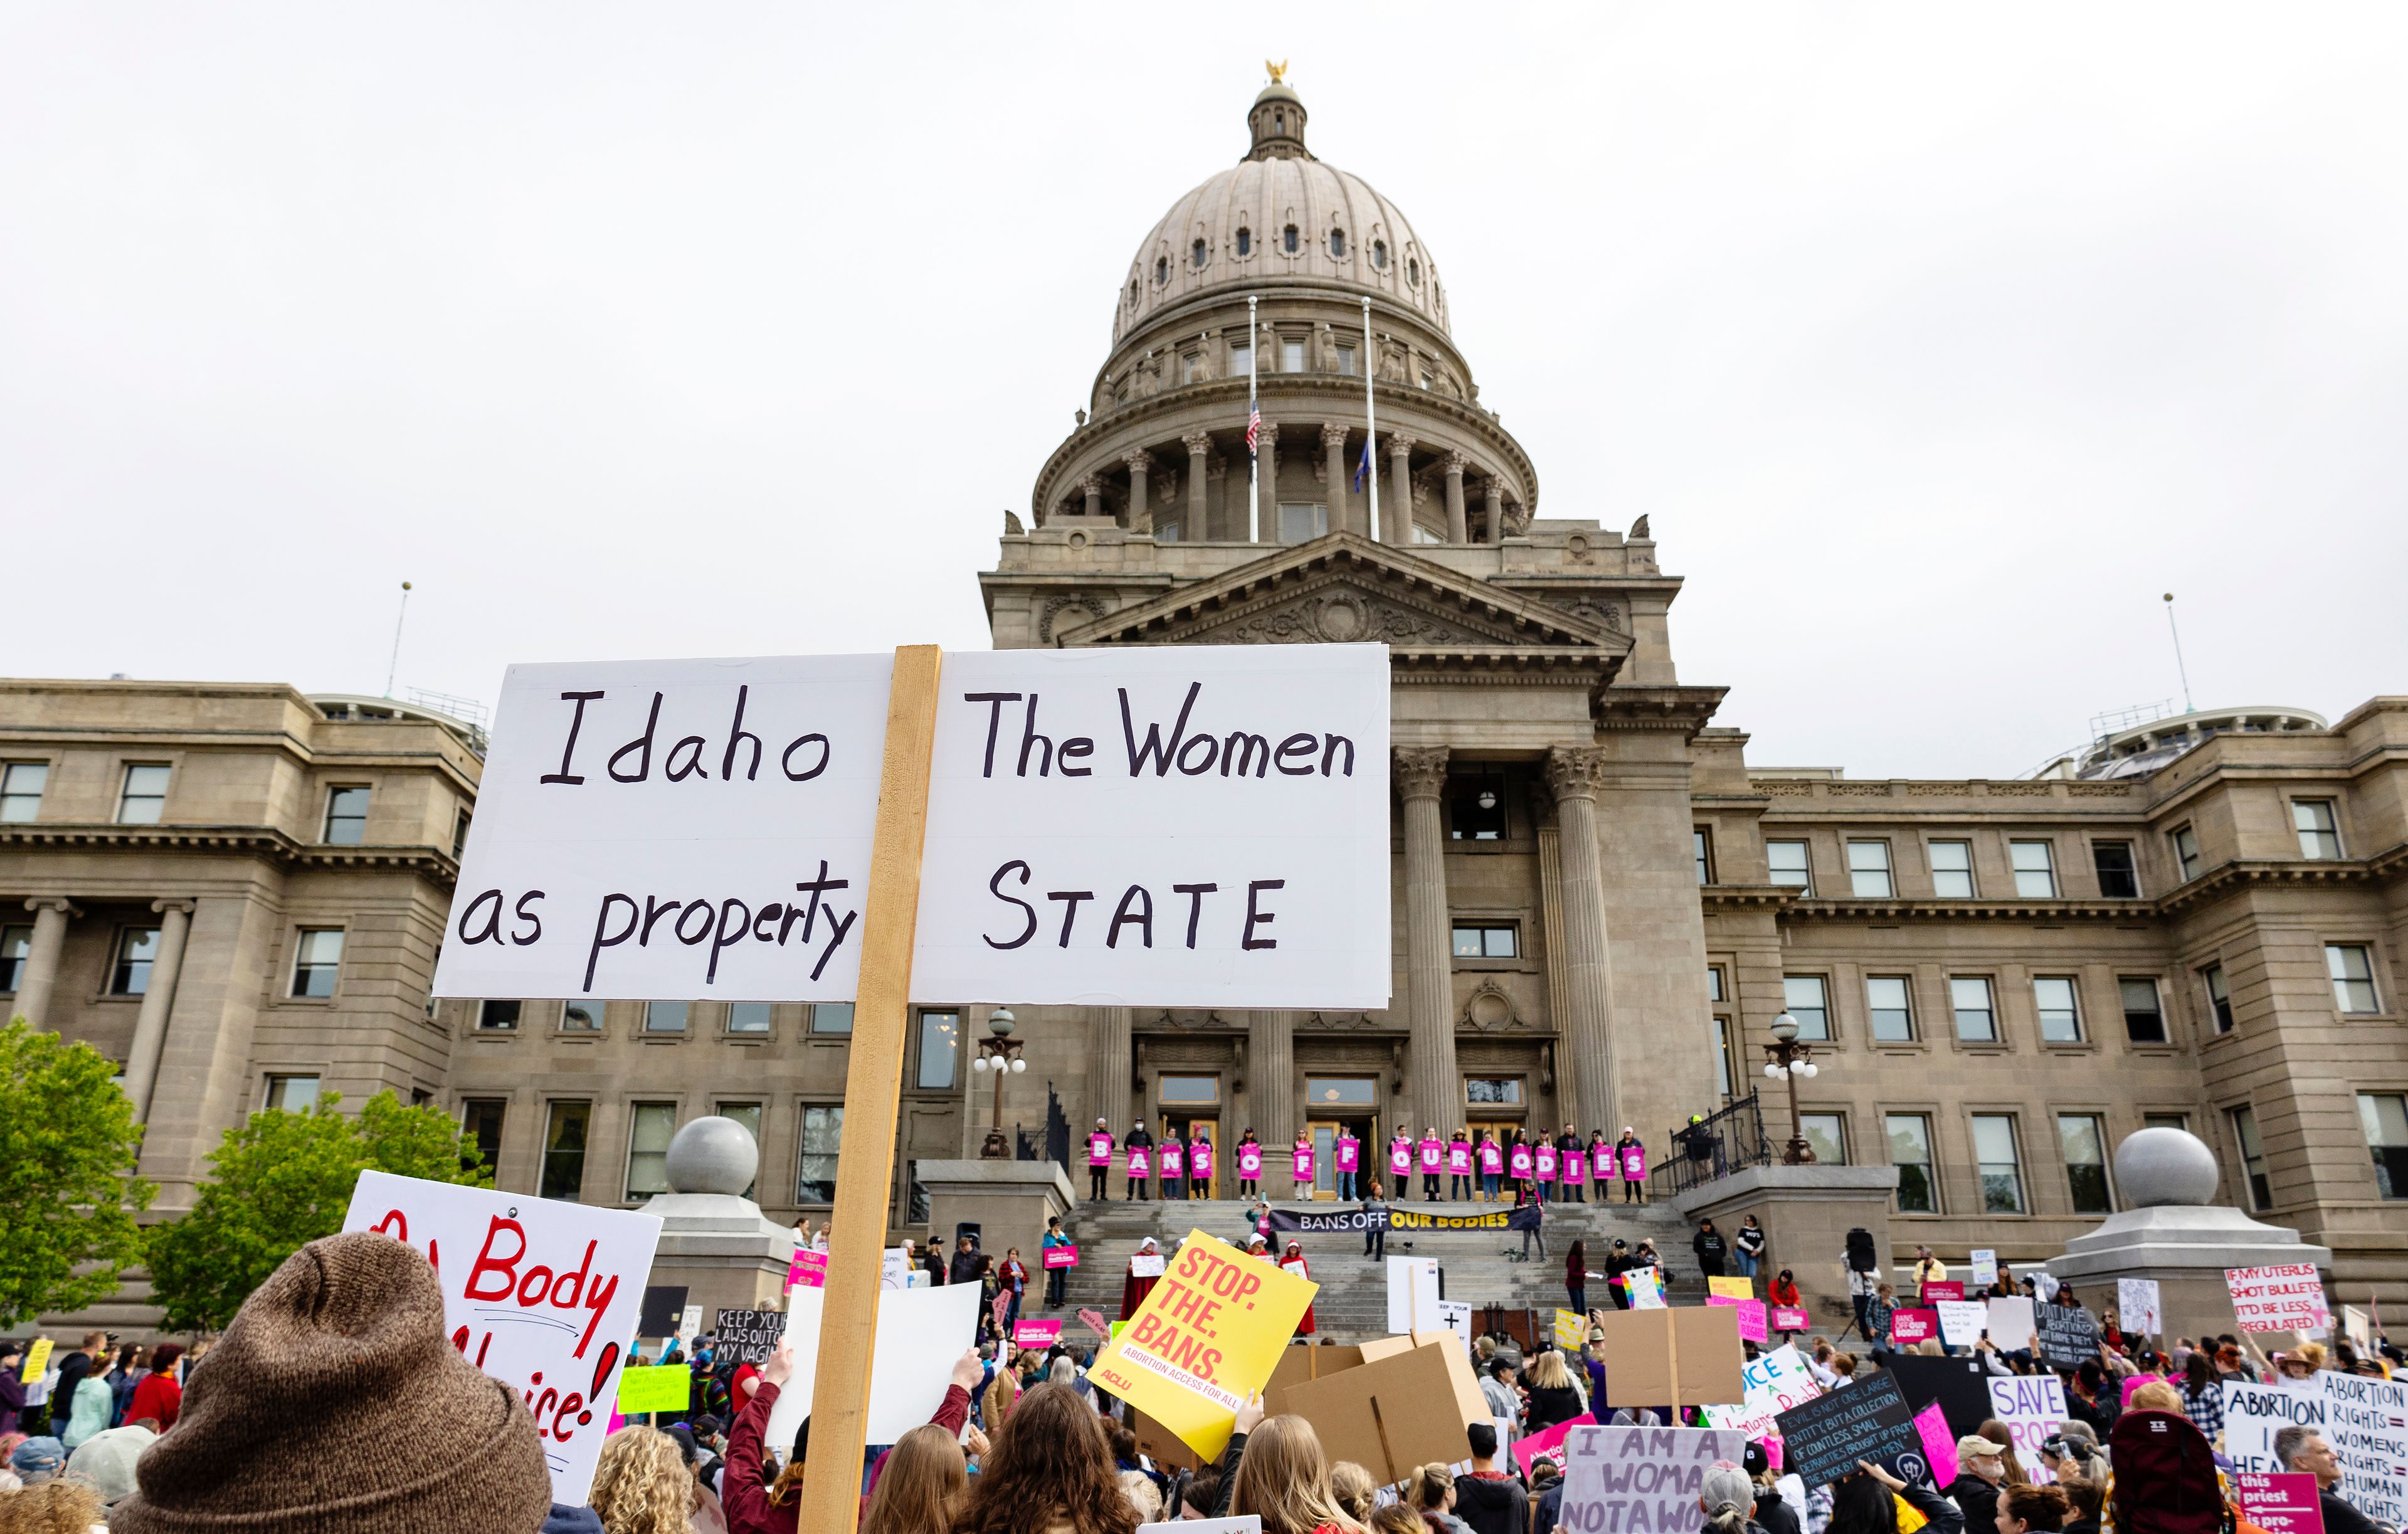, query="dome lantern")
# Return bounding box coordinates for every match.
[1247,63,1310,162]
